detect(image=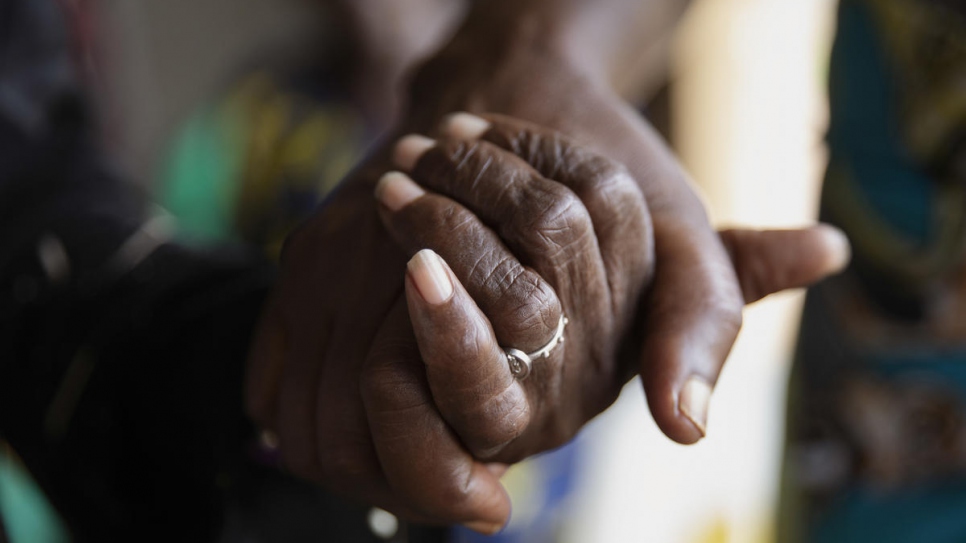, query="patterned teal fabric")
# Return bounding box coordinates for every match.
[782,1,966,542]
